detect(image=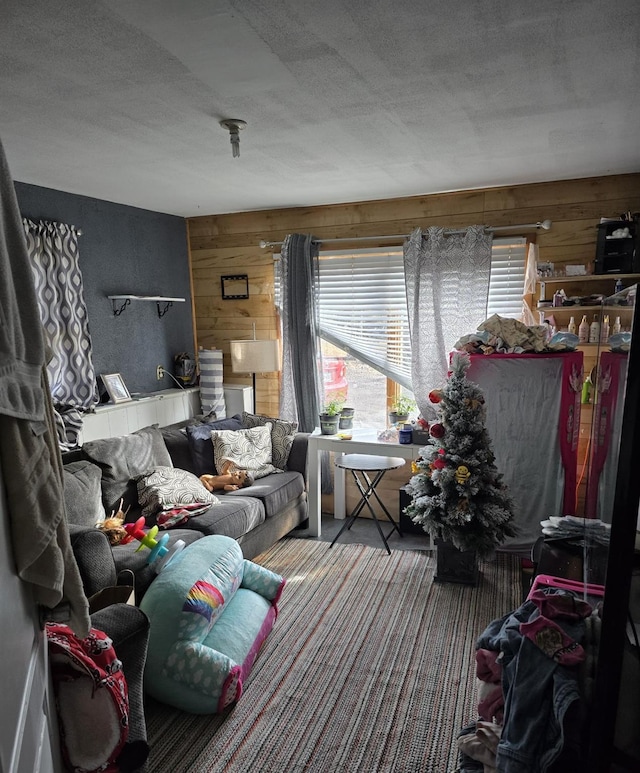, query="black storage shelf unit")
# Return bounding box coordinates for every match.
[595,220,640,274]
